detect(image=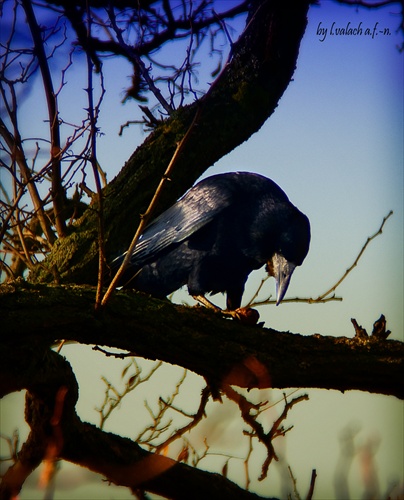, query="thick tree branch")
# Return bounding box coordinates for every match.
[1,282,403,400]
[0,348,267,500]
[29,0,311,285]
